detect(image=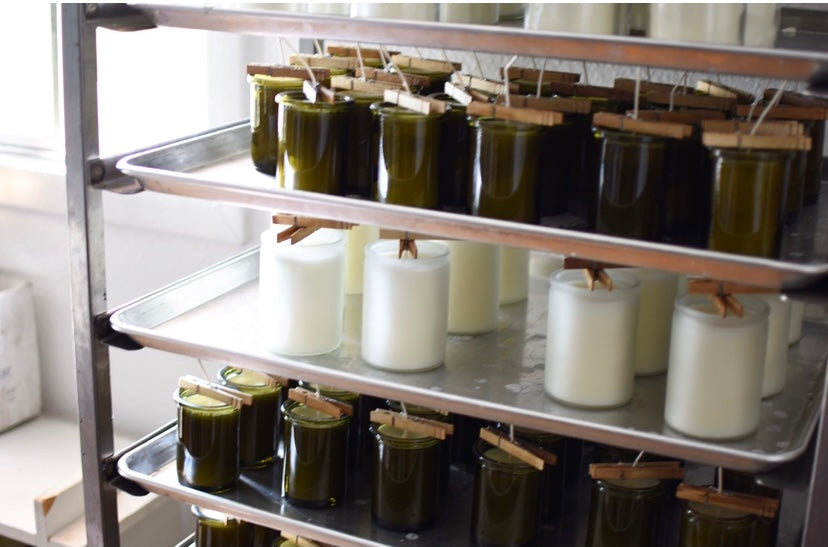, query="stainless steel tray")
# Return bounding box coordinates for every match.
[109,248,828,472]
[115,123,828,289]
